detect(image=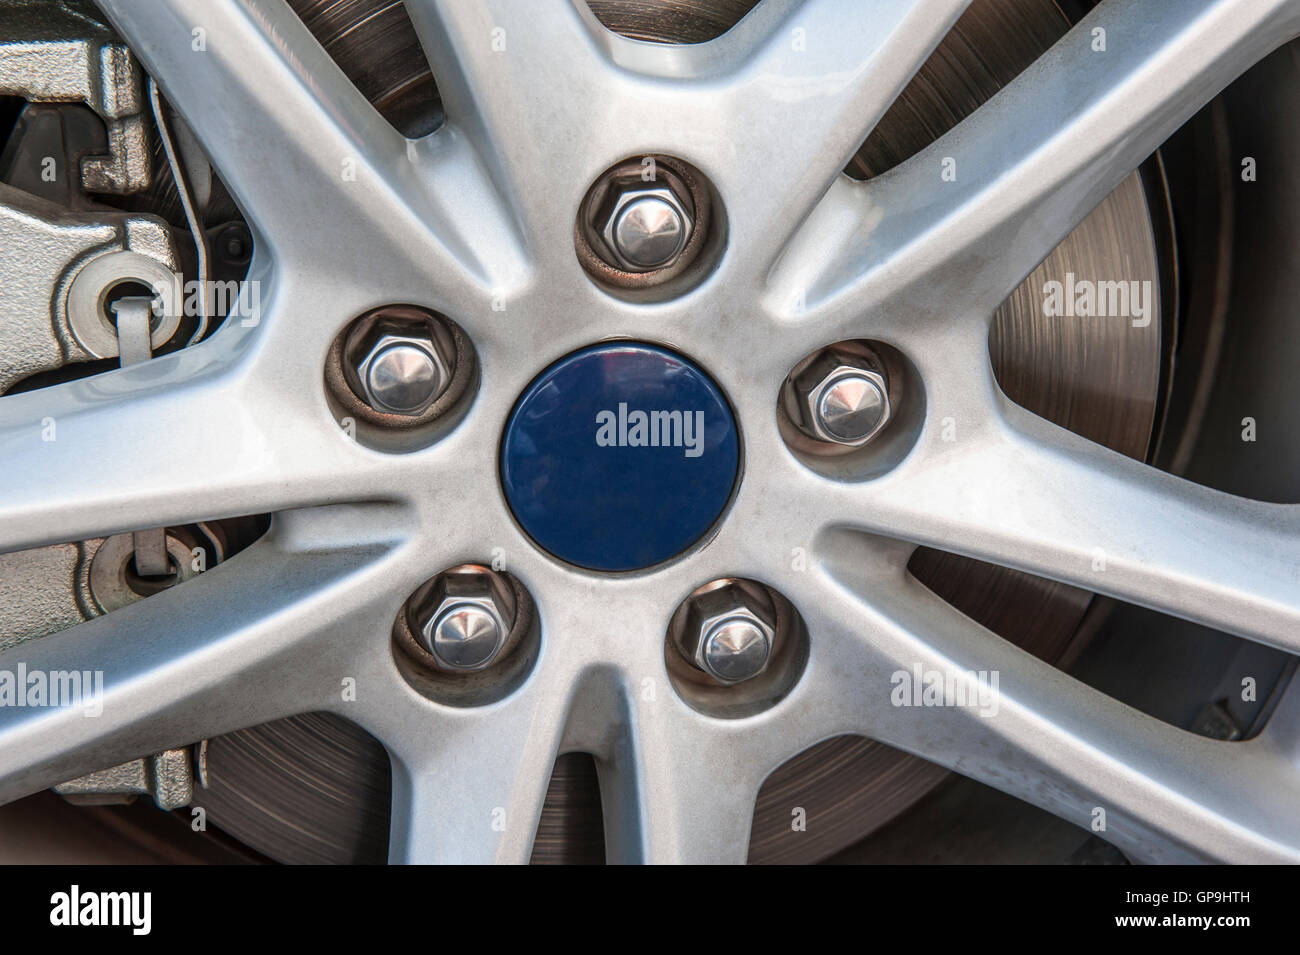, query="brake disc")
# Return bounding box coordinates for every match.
[180,0,1163,864]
